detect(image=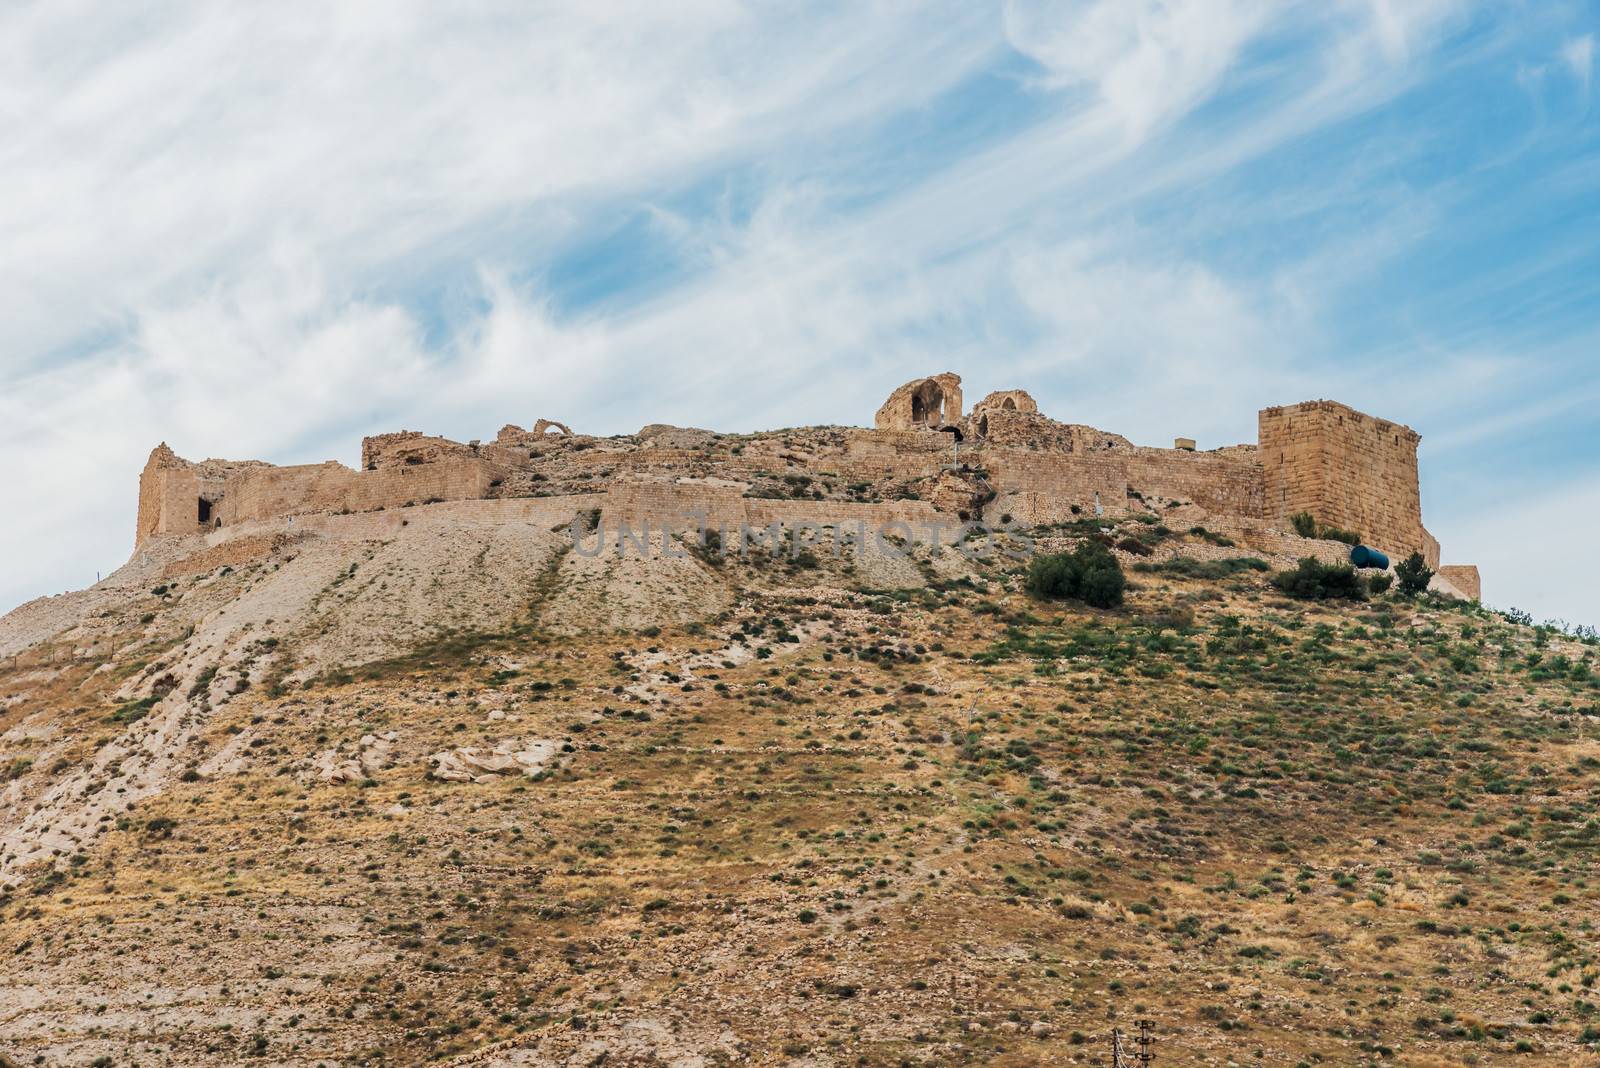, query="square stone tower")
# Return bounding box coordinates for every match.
[1258,400,1438,566]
